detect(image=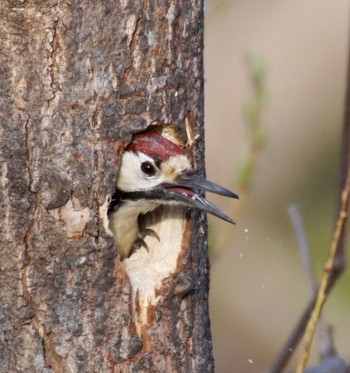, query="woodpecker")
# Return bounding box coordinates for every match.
[108,131,238,260]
